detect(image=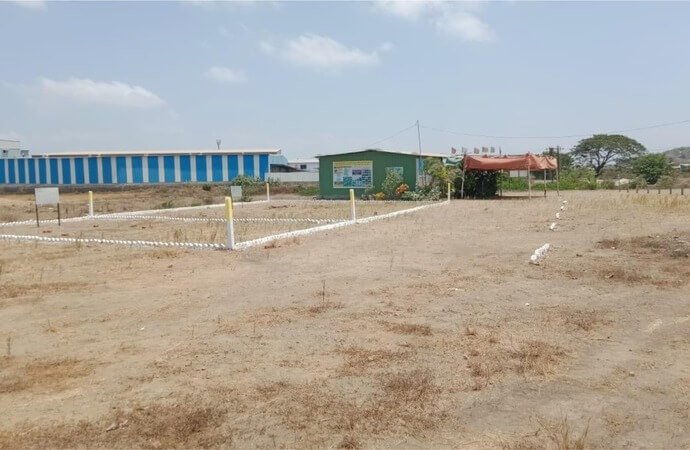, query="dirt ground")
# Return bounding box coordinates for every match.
[0,190,688,449]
